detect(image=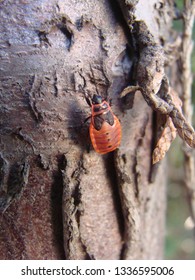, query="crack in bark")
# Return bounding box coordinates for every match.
[62,153,89,259]
[27,75,44,123]
[133,112,150,199]
[53,70,58,97]
[105,153,125,245]
[0,158,30,213]
[114,149,141,259]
